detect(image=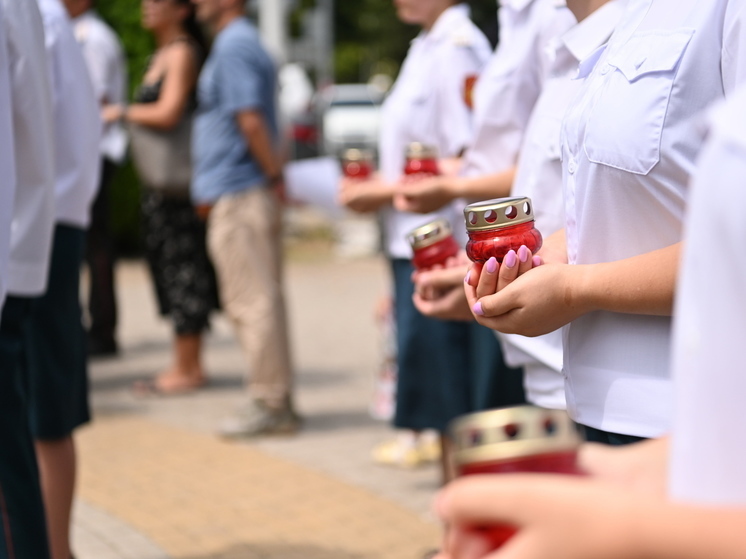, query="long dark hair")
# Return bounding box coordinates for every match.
[174,0,209,56]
